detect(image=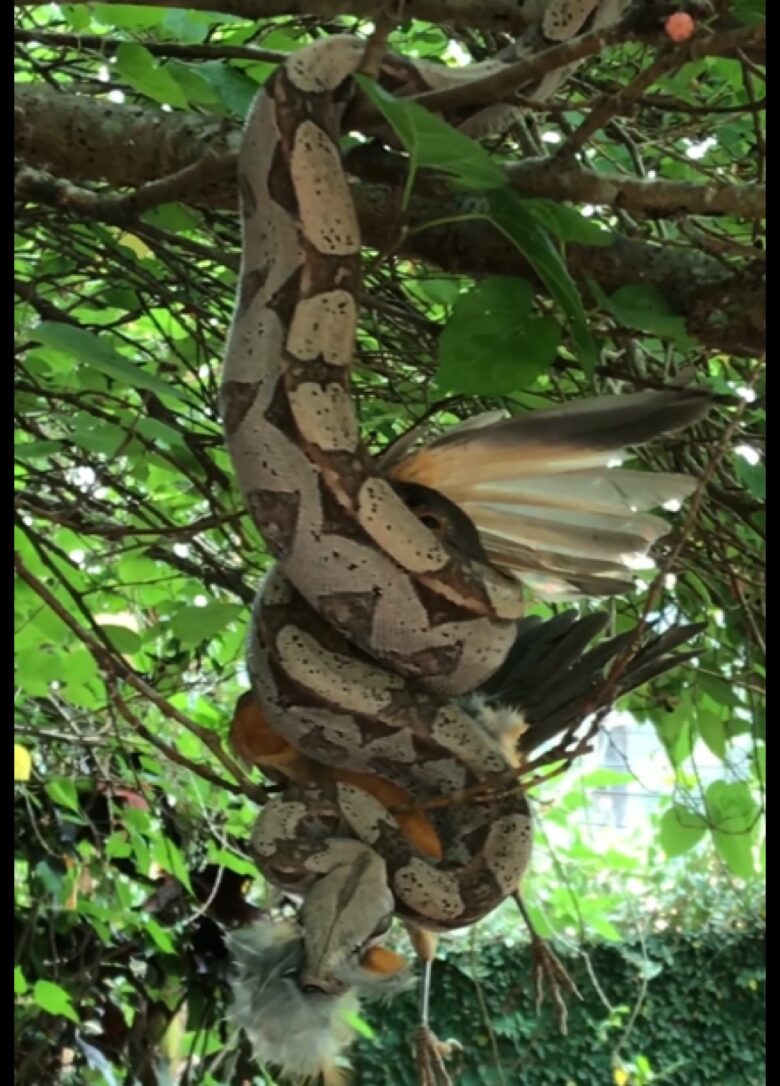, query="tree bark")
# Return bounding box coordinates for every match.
[14,82,764,357]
